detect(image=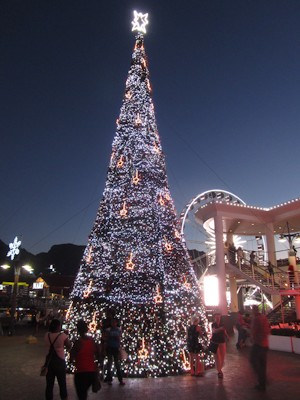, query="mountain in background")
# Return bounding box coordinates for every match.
[0,240,84,276]
[0,239,203,278]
